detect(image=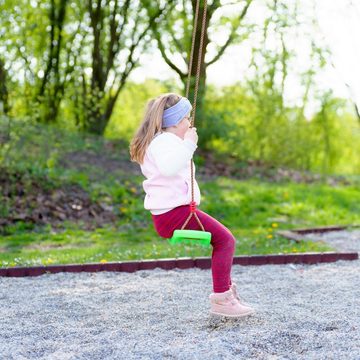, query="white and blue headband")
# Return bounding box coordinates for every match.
[162,97,192,128]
